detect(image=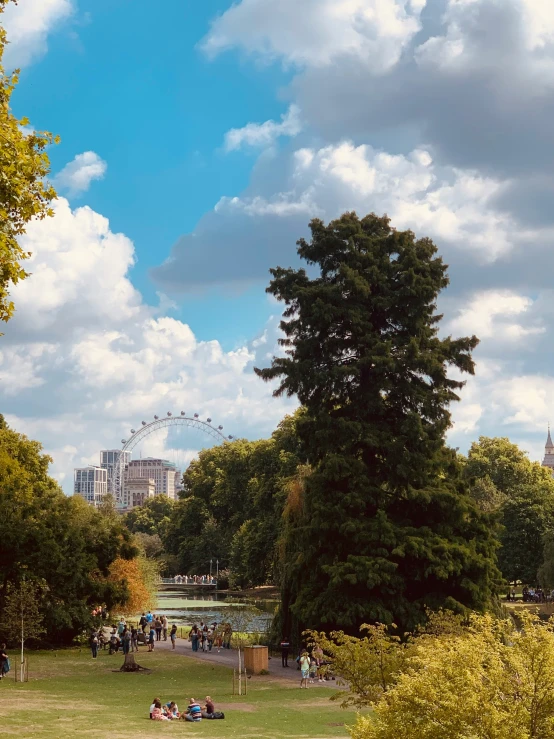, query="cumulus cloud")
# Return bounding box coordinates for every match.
[202,0,424,73]
[53,152,108,197]
[1,199,295,493]
[1,0,73,68]
[224,104,302,151]
[152,140,551,292]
